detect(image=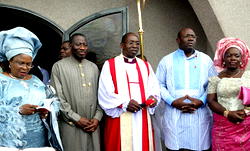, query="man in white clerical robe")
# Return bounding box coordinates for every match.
[98,32,161,151]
